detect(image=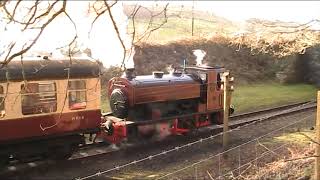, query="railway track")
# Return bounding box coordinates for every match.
[1,101,316,176]
[231,101,314,120]
[229,101,316,127]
